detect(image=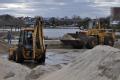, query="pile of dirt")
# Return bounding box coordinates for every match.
[25,65,62,80]
[1,46,120,80]
[62,34,75,40]
[25,49,86,80]
[0,59,63,80]
[0,59,30,80]
[0,48,86,80]
[41,46,120,80]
